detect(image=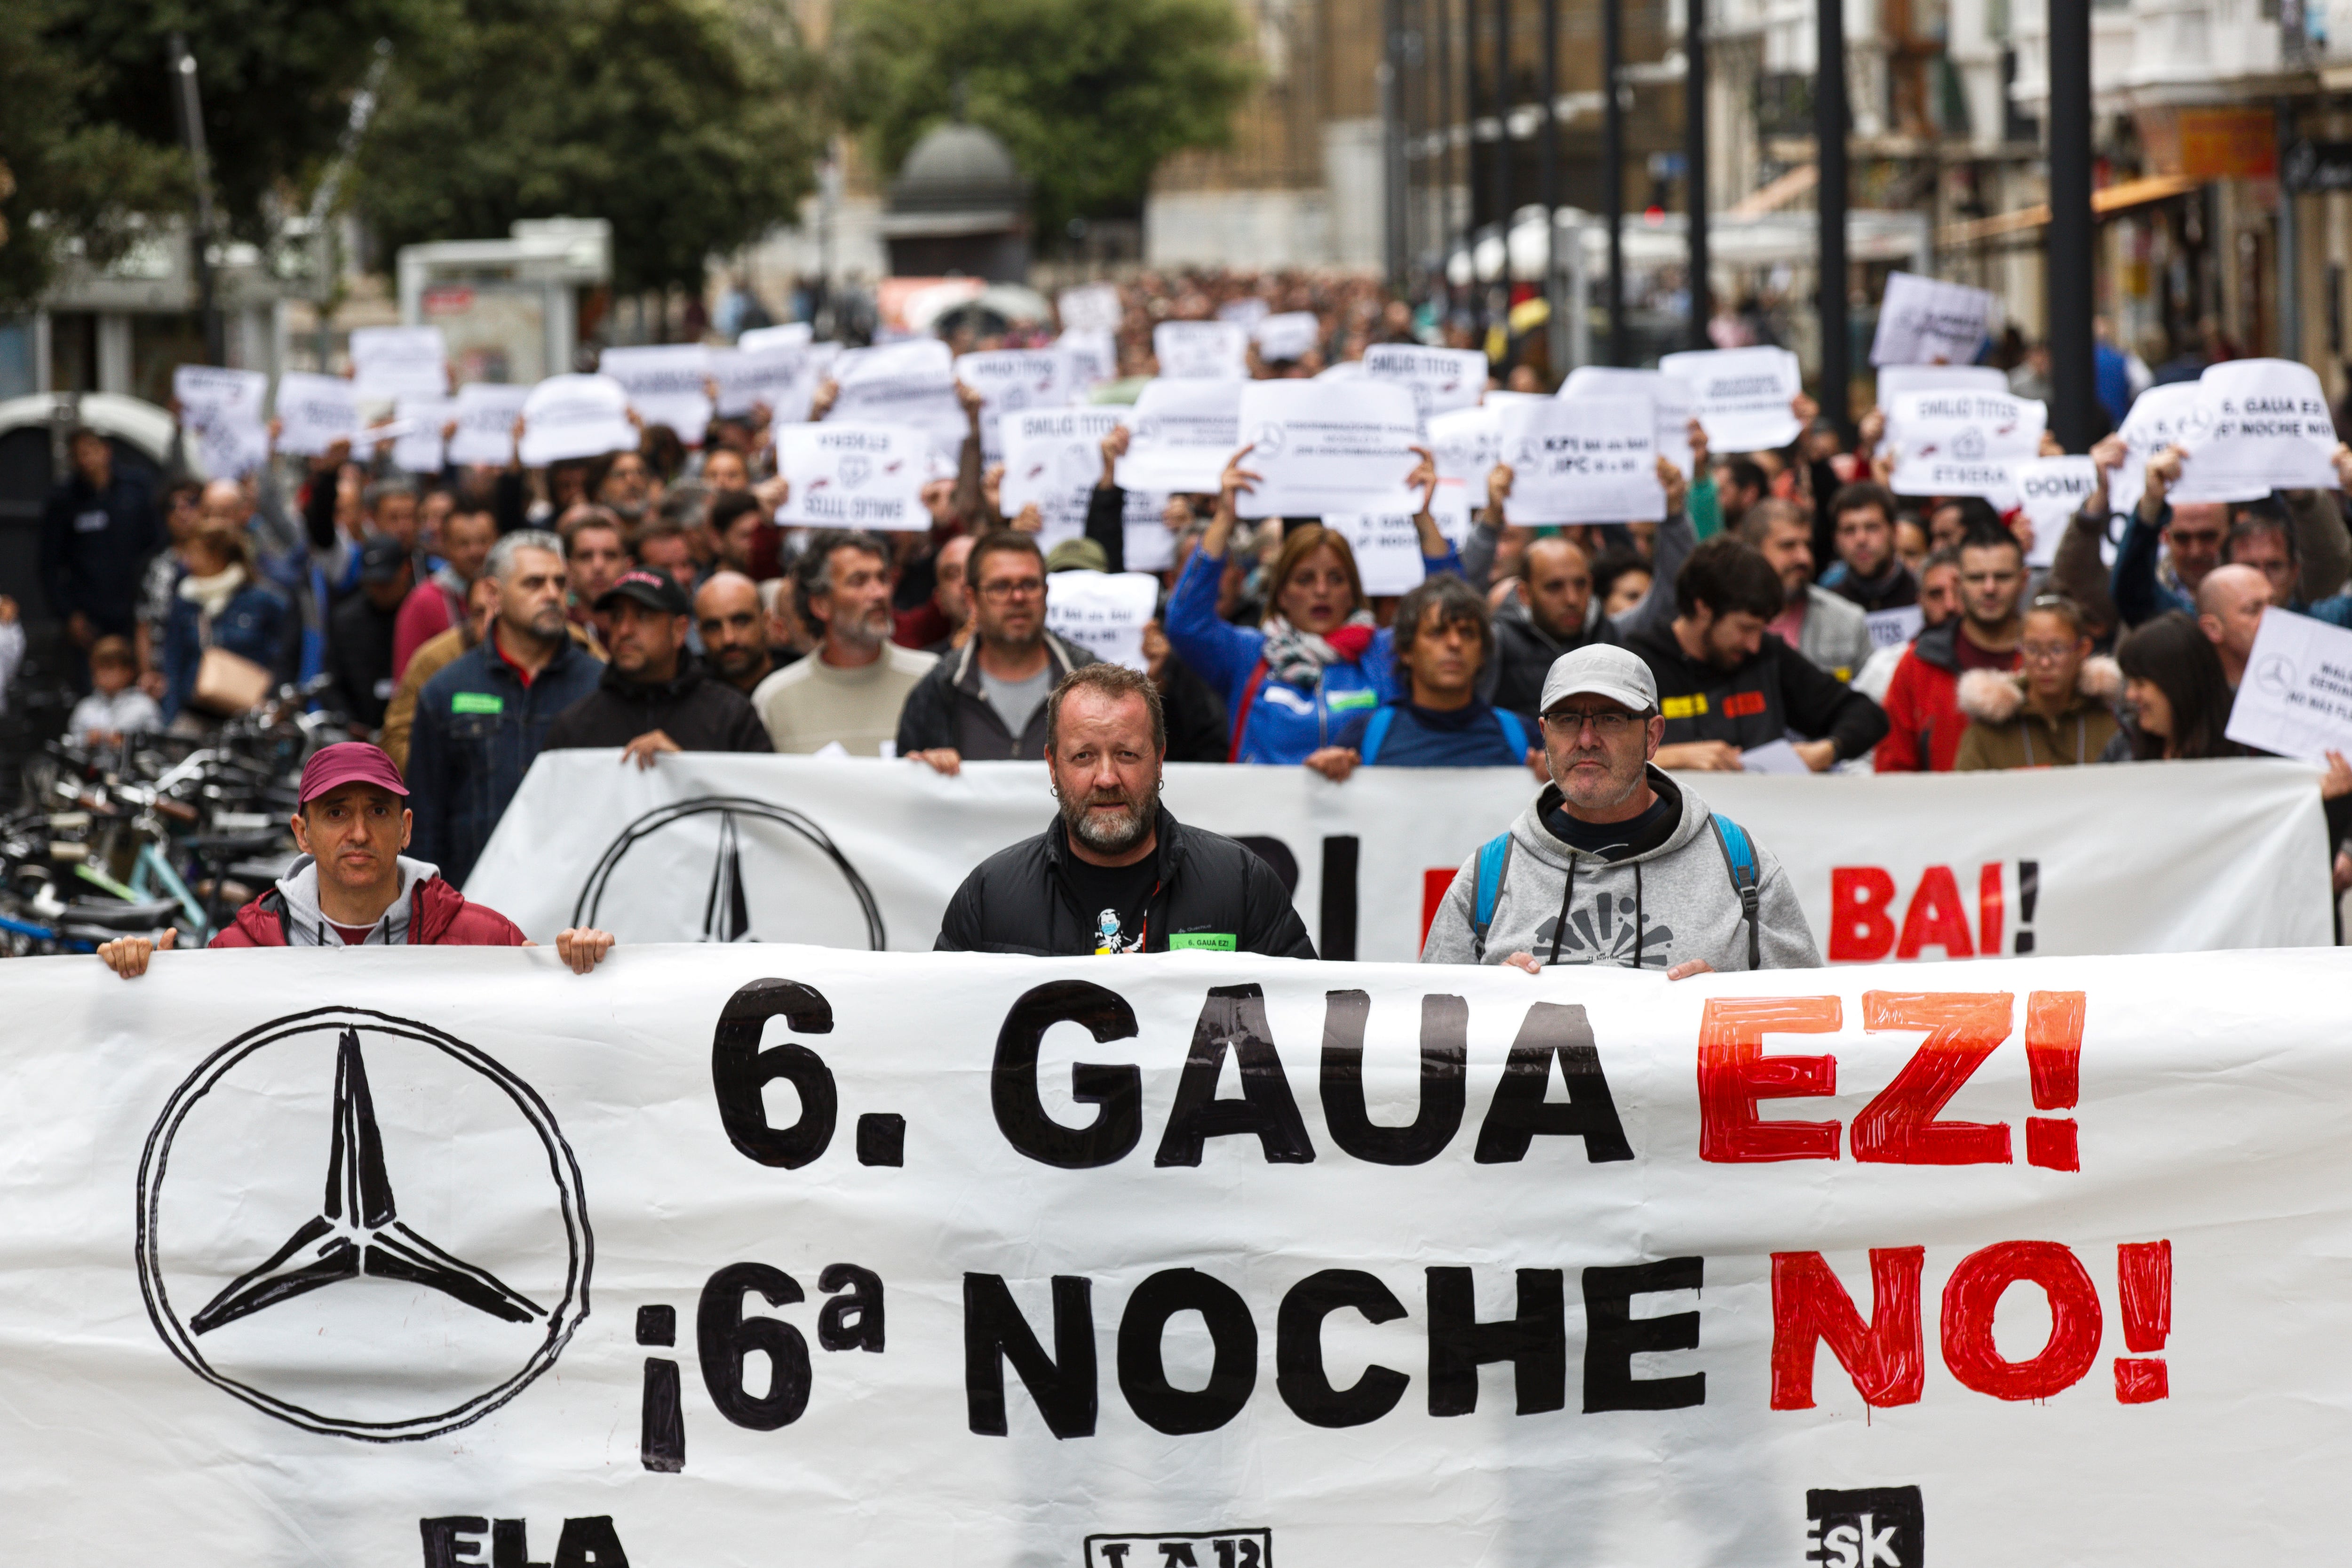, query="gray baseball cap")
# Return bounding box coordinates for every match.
[1538,644,1659,716]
